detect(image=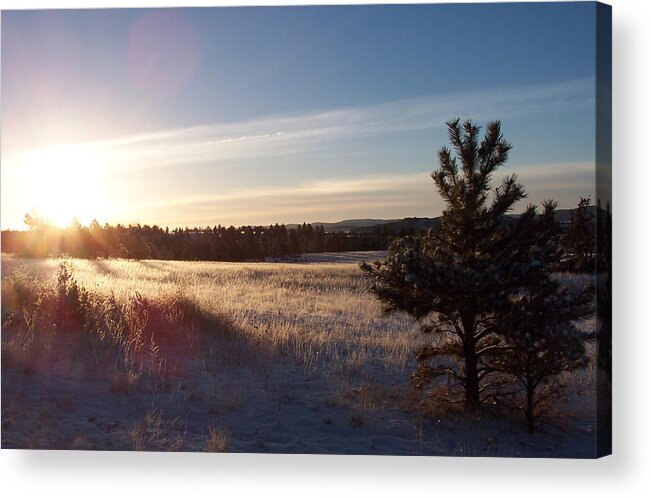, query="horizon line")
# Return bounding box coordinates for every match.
[2,201,598,233]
